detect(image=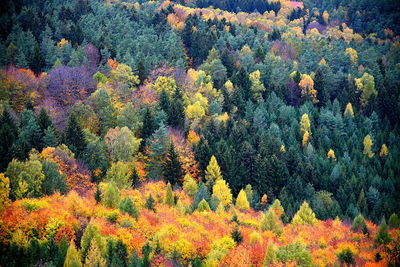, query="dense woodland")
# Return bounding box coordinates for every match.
[0,0,400,266]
